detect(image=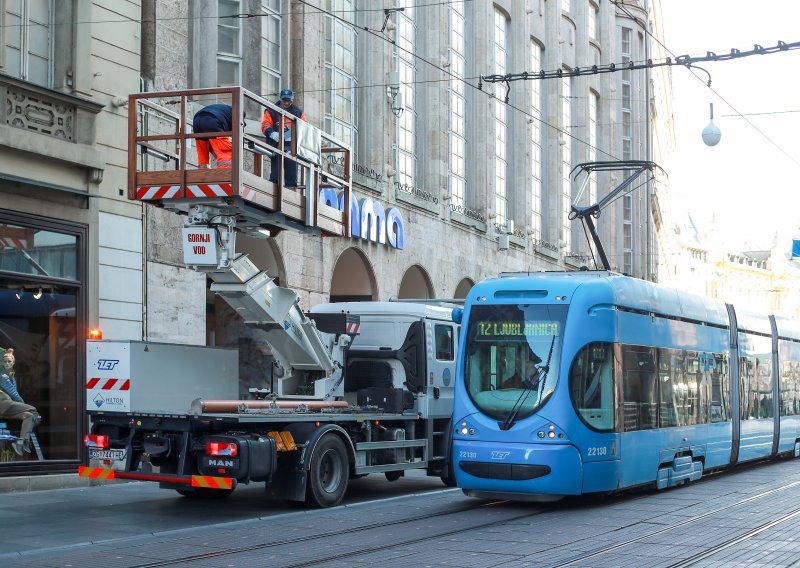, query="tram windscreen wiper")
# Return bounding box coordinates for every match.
[498,335,556,431]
